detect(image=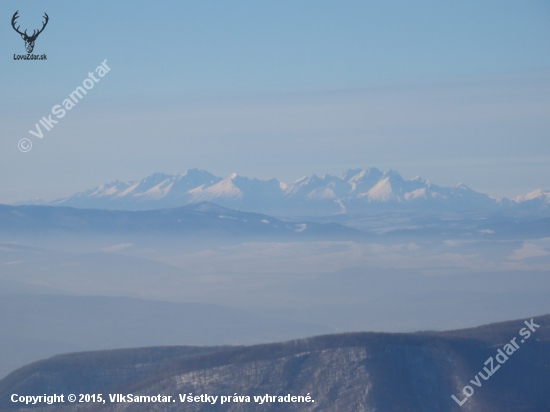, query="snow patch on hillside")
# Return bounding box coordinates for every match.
[367,178,395,202]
